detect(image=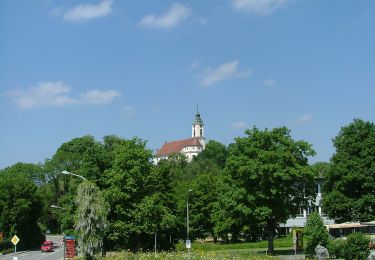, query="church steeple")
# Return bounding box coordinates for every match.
[192,106,205,146]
